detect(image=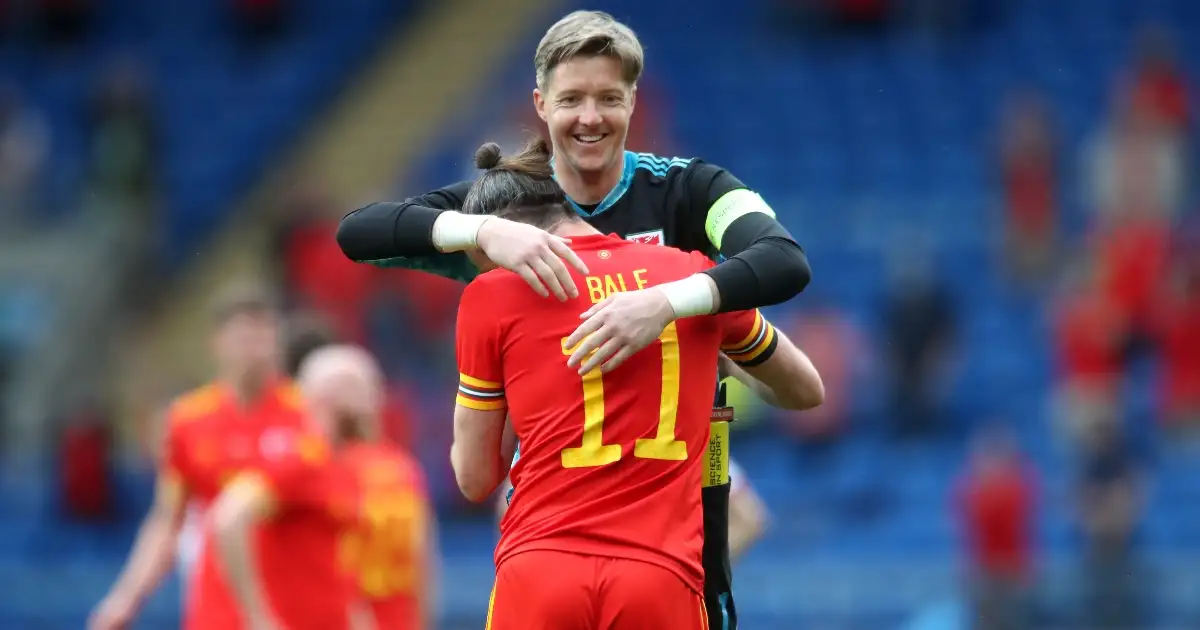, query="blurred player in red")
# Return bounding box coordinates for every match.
[307,344,437,630]
[451,140,823,630]
[210,343,436,630]
[90,288,308,630]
